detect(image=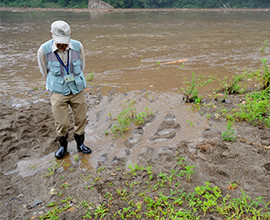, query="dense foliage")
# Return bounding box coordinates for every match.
[1,0,270,8]
[104,0,270,9]
[0,0,88,8]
